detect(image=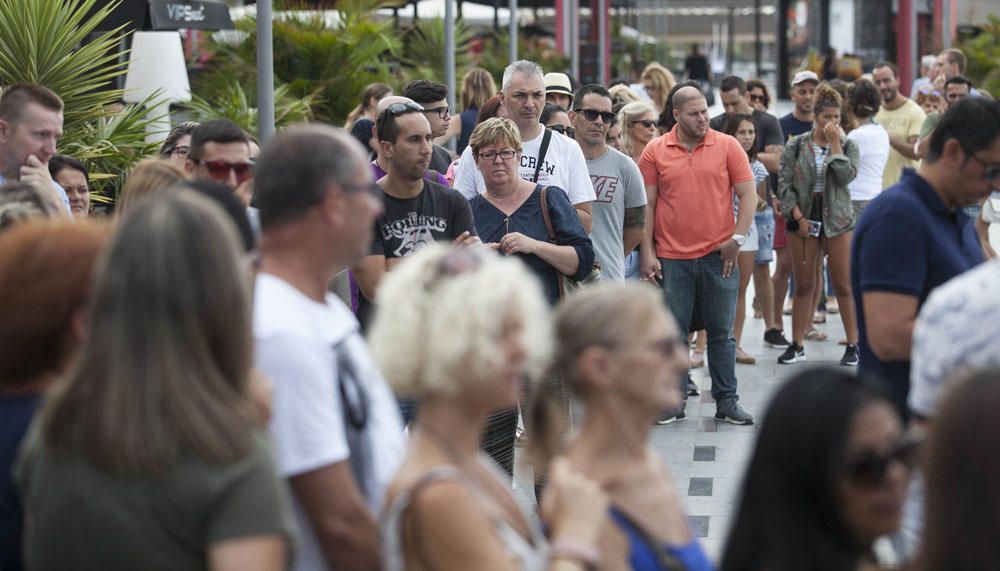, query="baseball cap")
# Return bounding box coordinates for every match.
[544,72,573,96]
[791,70,820,87]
